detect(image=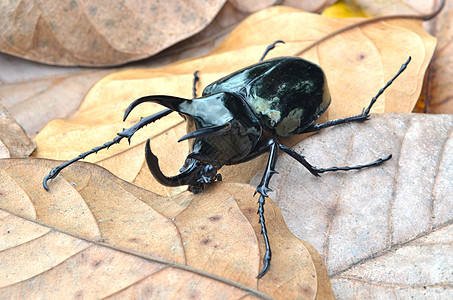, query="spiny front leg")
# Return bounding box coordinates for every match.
[43,108,172,191]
